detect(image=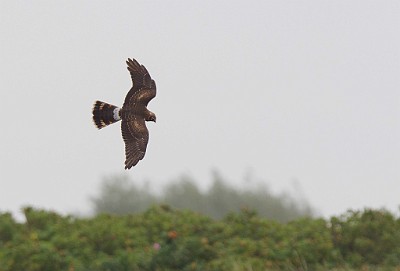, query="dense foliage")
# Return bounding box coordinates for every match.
[0,206,399,271]
[91,174,313,222]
